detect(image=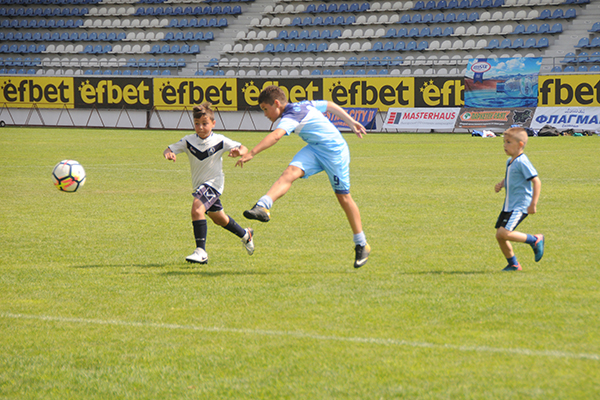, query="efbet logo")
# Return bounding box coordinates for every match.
[417,78,464,107]
[0,77,72,105]
[241,80,320,106]
[156,78,235,107]
[76,78,151,108]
